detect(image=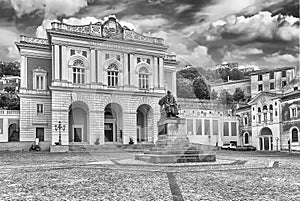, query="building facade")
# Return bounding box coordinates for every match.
[15,16,178,147]
[237,67,300,151]
[178,98,239,147]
